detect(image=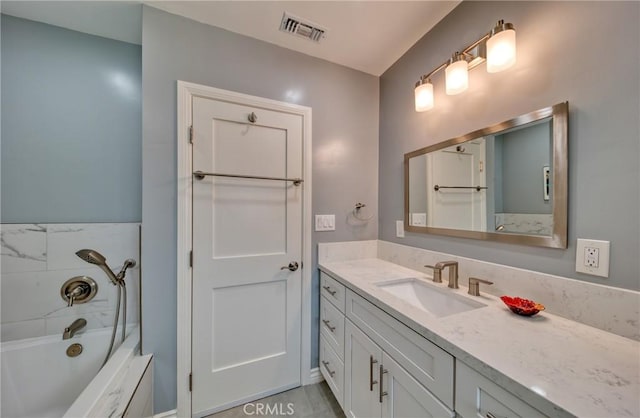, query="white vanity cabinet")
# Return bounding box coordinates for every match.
[344,321,453,418]
[345,290,455,409]
[344,321,382,418]
[320,270,541,418]
[319,272,347,406]
[456,362,547,418]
